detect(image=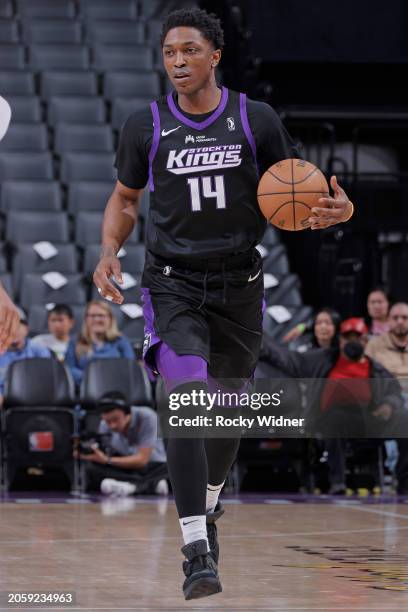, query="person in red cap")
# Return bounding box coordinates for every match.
[261,316,408,495]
